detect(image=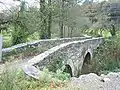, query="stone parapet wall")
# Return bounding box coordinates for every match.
[2,37,91,59]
